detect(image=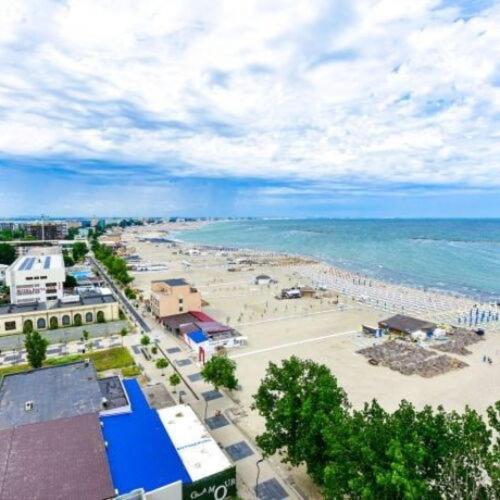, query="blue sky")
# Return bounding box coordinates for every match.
[0,0,499,218]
